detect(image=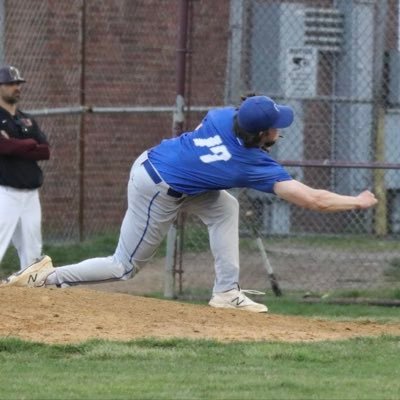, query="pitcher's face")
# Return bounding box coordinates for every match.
[259,128,280,149]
